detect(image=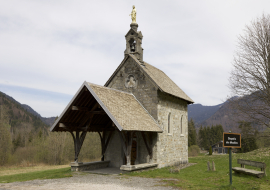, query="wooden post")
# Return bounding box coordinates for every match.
[229,148,232,185]
[126,132,133,166]
[98,131,105,161]
[207,161,211,171]
[68,130,88,163]
[212,161,216,171]
[263,167,267,176]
